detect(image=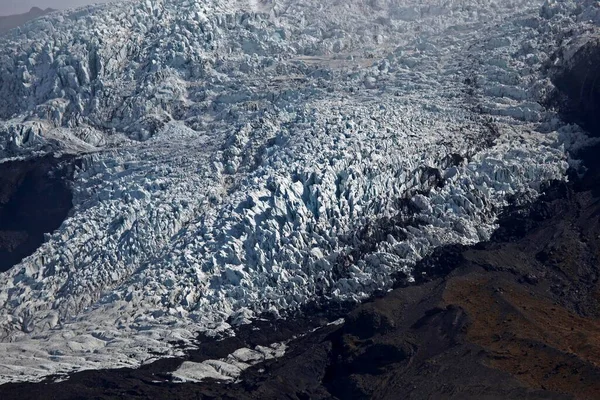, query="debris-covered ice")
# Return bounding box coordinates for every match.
[0,0,597,383]
[171,342,287,383]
